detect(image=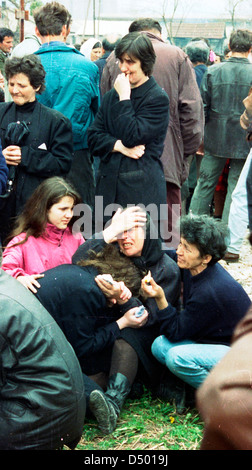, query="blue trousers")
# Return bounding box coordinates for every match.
[152,335,230,389]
